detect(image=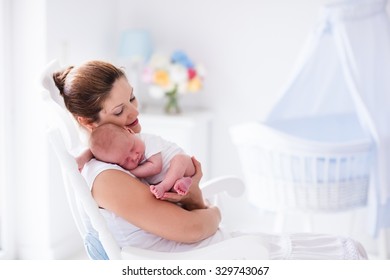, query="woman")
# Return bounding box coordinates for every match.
[53,60,367,259]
